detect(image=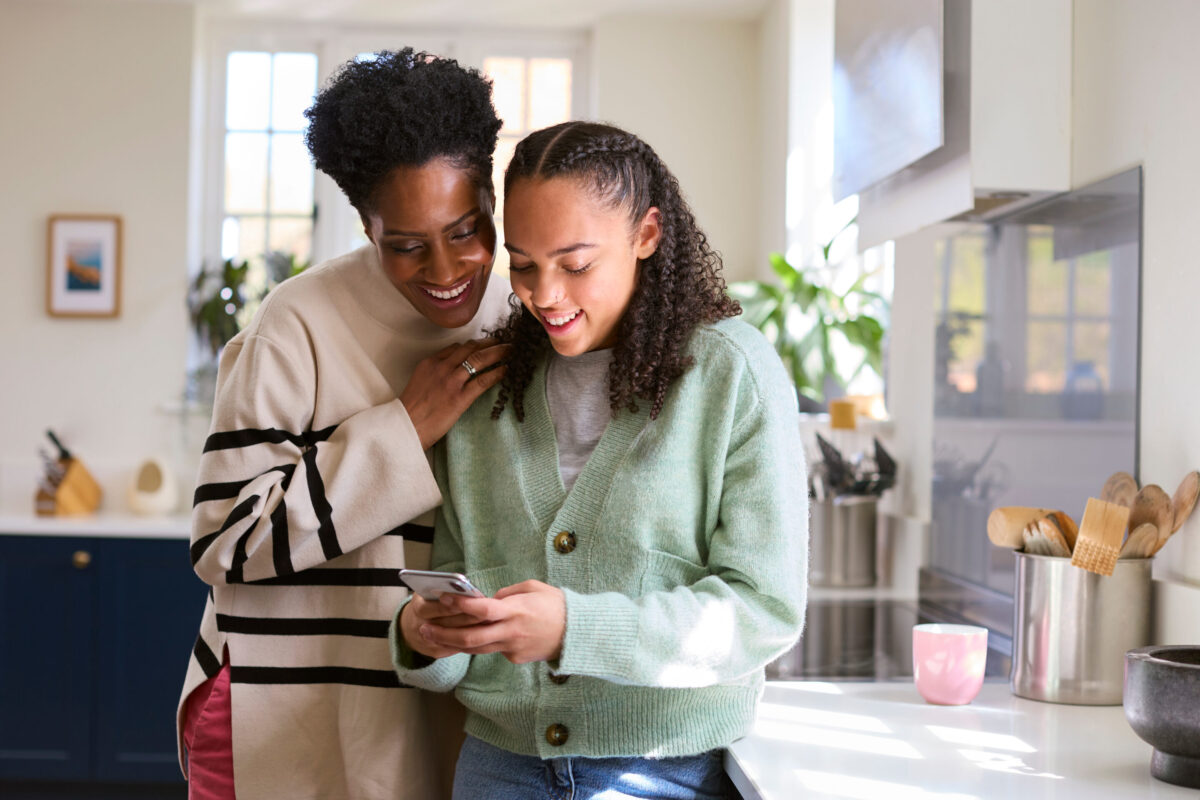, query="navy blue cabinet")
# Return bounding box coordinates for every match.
[0,535,205,793]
